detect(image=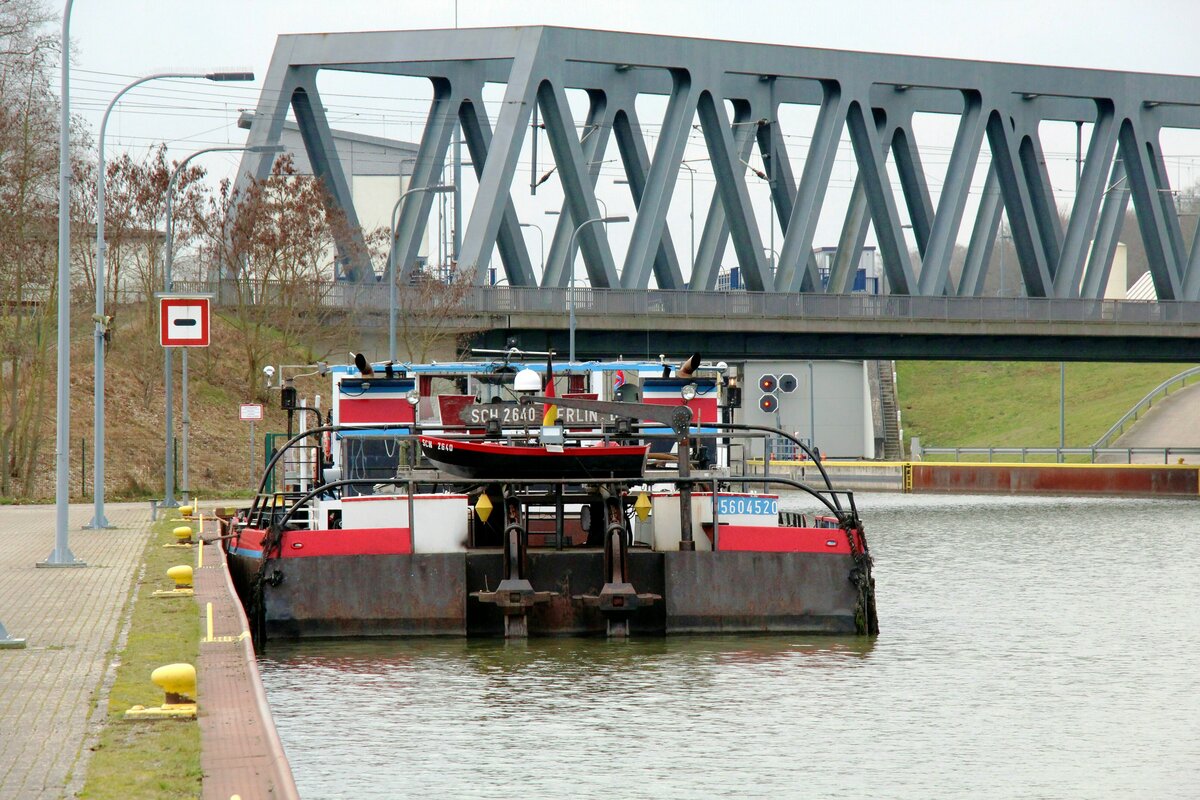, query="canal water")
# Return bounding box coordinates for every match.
[258,493,1200,798]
